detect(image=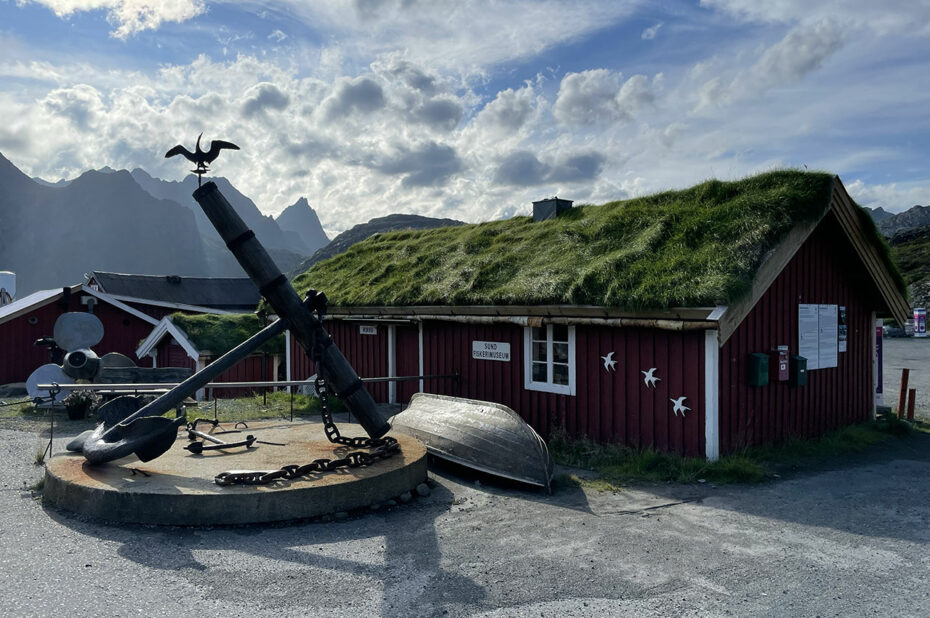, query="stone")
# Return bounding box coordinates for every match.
[398,491,413,504]
[416,482,431,497]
